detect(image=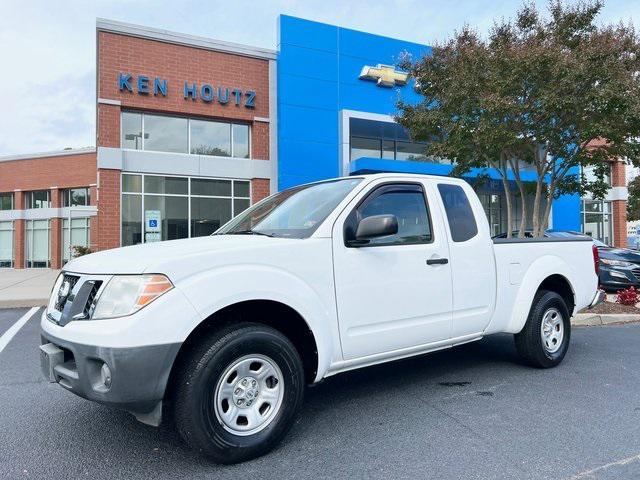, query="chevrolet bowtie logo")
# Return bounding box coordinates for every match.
[359,64,409,88]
